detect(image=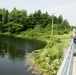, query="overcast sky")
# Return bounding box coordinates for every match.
[0,0,76,26]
